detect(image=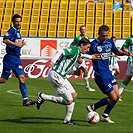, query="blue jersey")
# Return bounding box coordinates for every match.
[3,26,22,56]
[90,38,118,76]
